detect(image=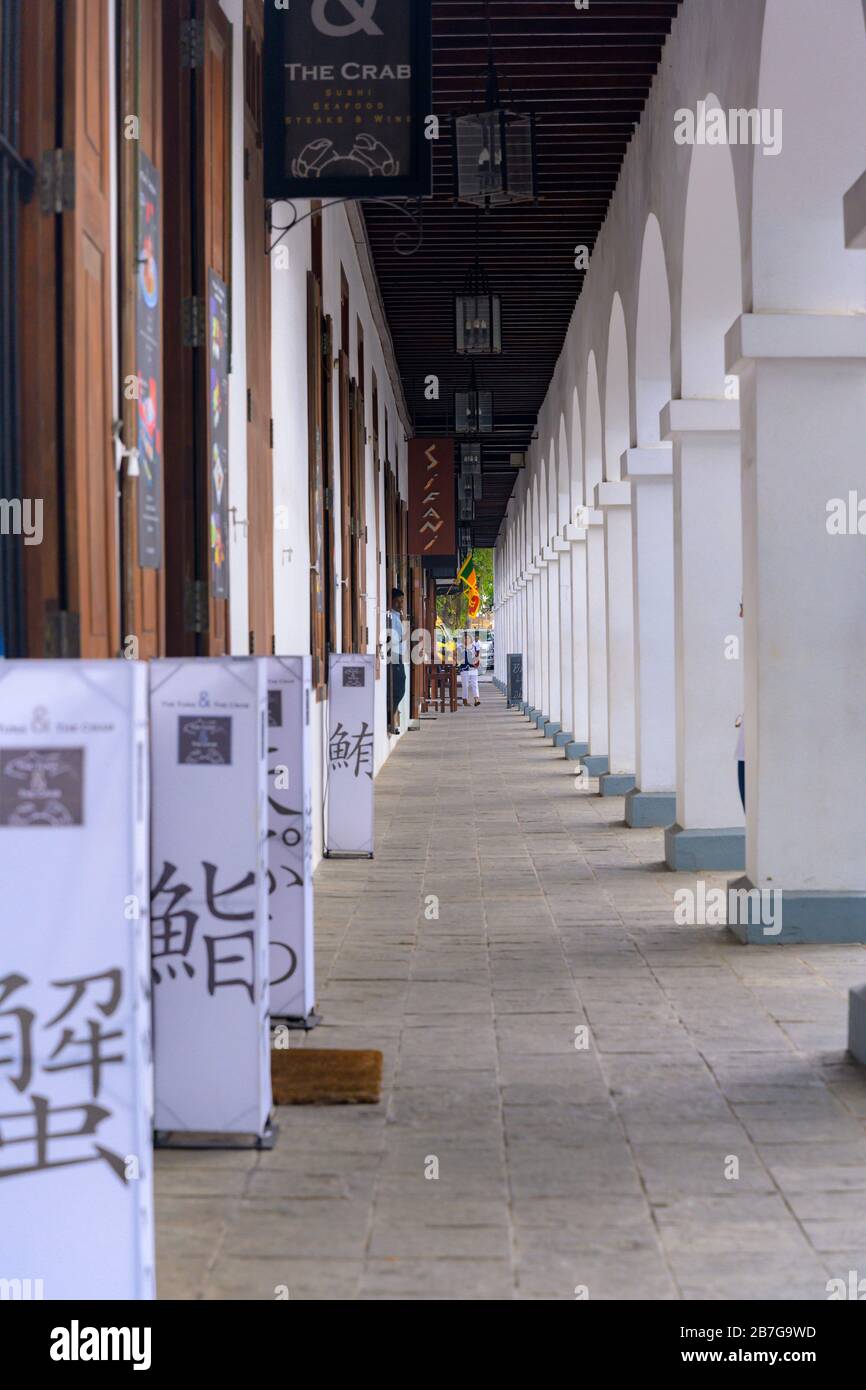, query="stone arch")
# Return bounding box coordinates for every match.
[604,293,630,479]
[753,0,866,313]
[569,385,582,510]
[584,351,603,506]
[557,414,570,529]
[681,95,743,397]
[634,214,672,445]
